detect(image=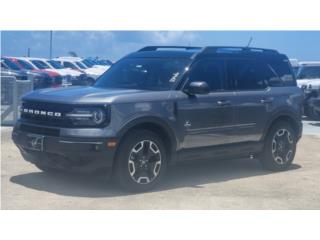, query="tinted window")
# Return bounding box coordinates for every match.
[269,58,295,86]
[96,58,190,91]
[31,60,50,69]
[2,58,21,70]
[17,60,35,70]
[228,59,276,90]
[63,62,77,69]
[188,59,225,91]
[1,62,8,69]
[48,60,64,69]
